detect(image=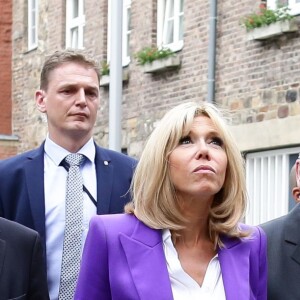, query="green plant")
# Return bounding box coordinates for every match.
[100,61,110,76]
[241,3,294,31]
[134,47,174,65]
